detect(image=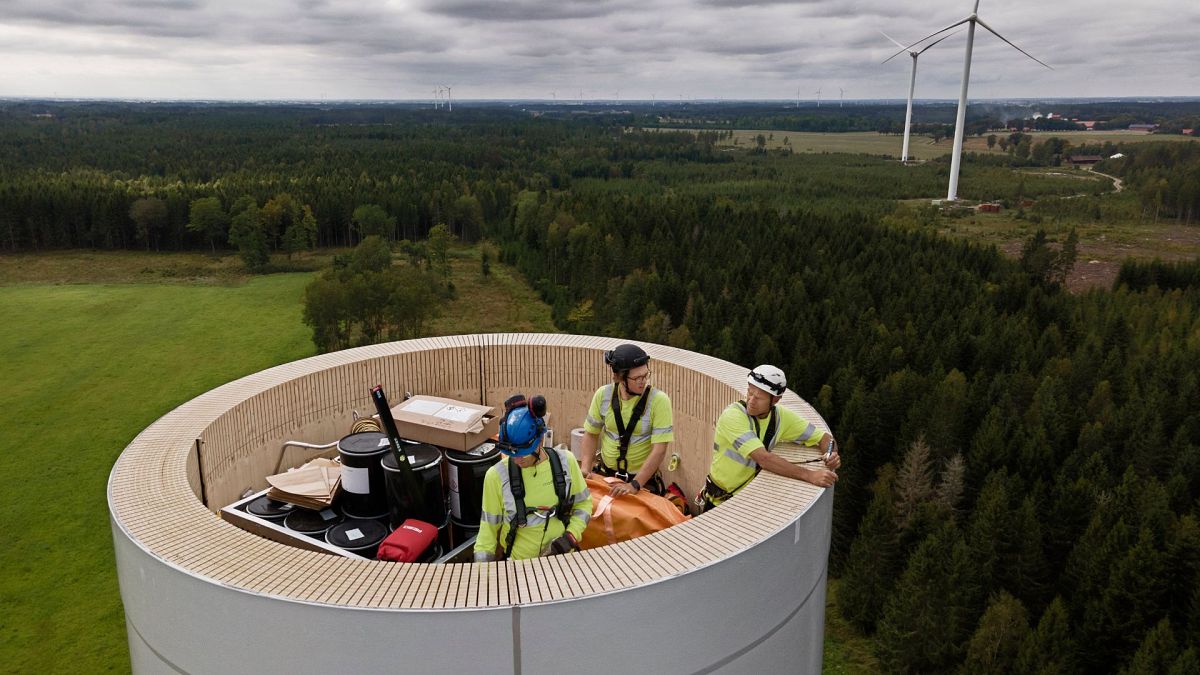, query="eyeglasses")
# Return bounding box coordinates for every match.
[627,371,651,384]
